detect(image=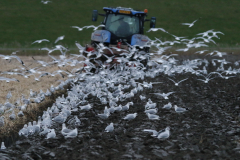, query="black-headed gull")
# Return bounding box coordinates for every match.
[105,123,114,132]
[181,18,201,27]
